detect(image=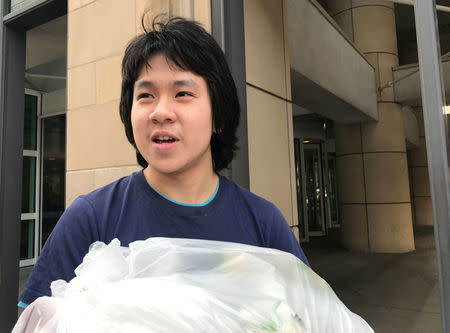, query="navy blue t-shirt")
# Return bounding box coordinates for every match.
[20,171,309,305]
